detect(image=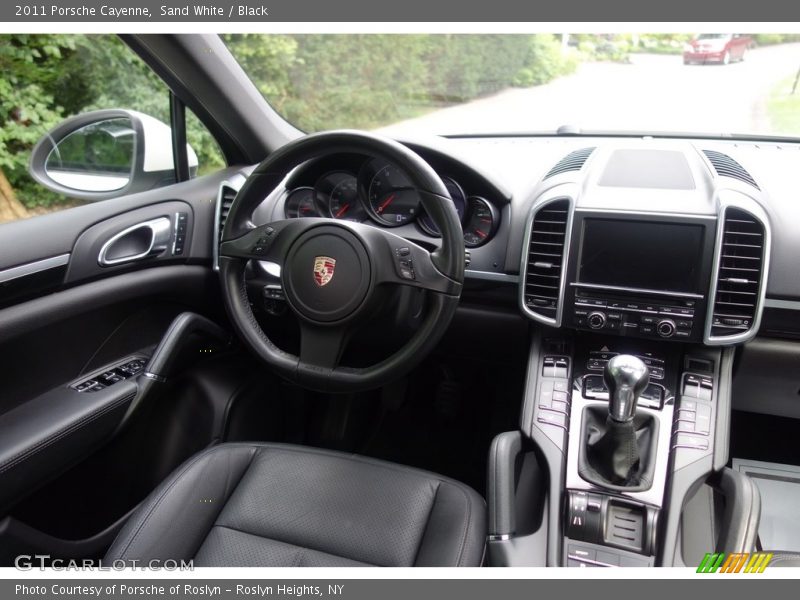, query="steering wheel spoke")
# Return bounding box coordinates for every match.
[370,230,462,295]
[299,323,349,370]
